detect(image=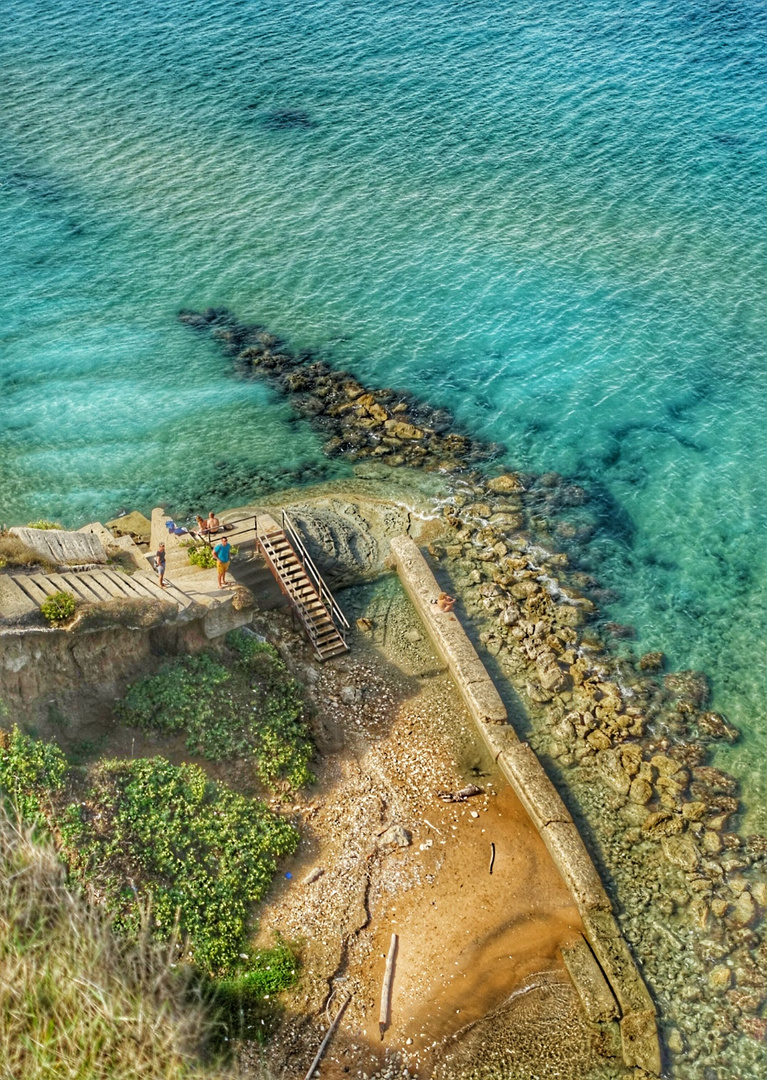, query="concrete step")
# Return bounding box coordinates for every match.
[87,570,135,601]
[0,576,38,619]
[12,575,54,605]
[46,572,102,604]
[133,572,192,609]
